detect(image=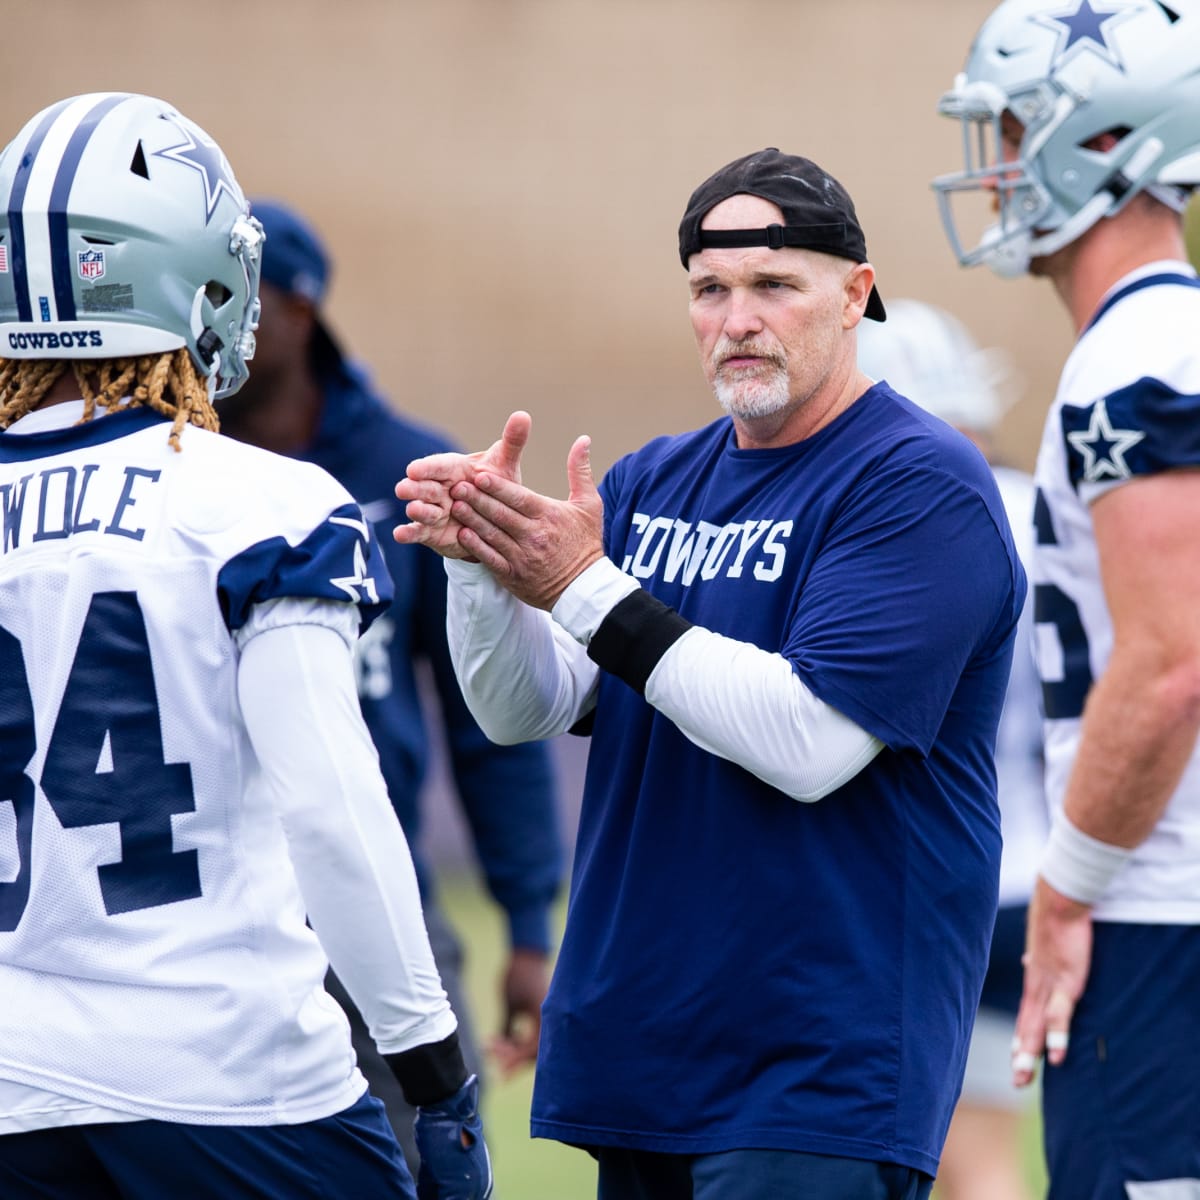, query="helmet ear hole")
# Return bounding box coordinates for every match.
[205,281,233,307]
[130,140,149,179]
